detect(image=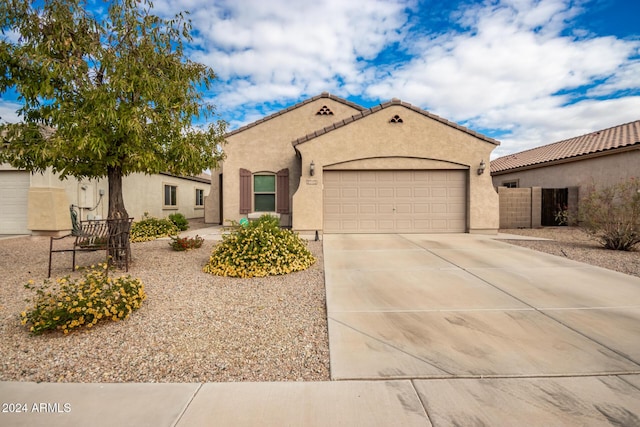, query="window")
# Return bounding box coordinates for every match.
[195,189,204,207]
[239,168,289,215]
[503,181,519,188]
[254,175,275,212]
[164,184,177,206]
